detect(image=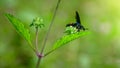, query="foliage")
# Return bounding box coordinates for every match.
[5,13,89,57]
[52,31,89,50]
[5,13,34,50]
